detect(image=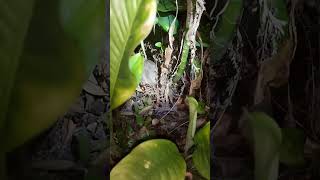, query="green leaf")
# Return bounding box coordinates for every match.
[272,0,288,23]
[112,53,144,109]
[60,0,106,75]
[193,122,210,179]
[0,3,32,175]
[110,0,157,109]
[173,37,189,82]
[212,0,243,63]
[0,0,35,140]
[270,0,289,40]
[156,15,179,34]
[246,112,282,180]
[157,0,186,12]
[3,0,104,151]
[155,42,162,48]
[111,139,186,180]
[196,41,210,48]
[197,101,206,115]
[279,128,305,166]
[135,114,144,127]
[185,96,199,152]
